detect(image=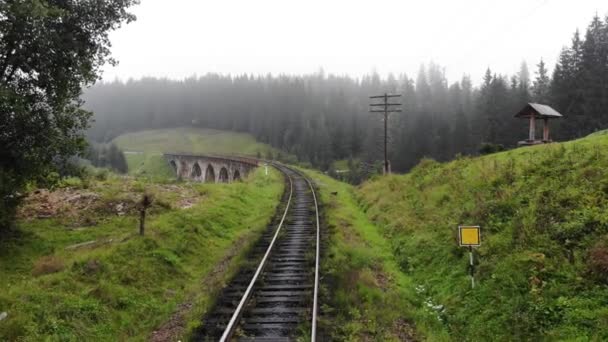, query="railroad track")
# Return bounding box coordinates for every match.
[193,164,320,341]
